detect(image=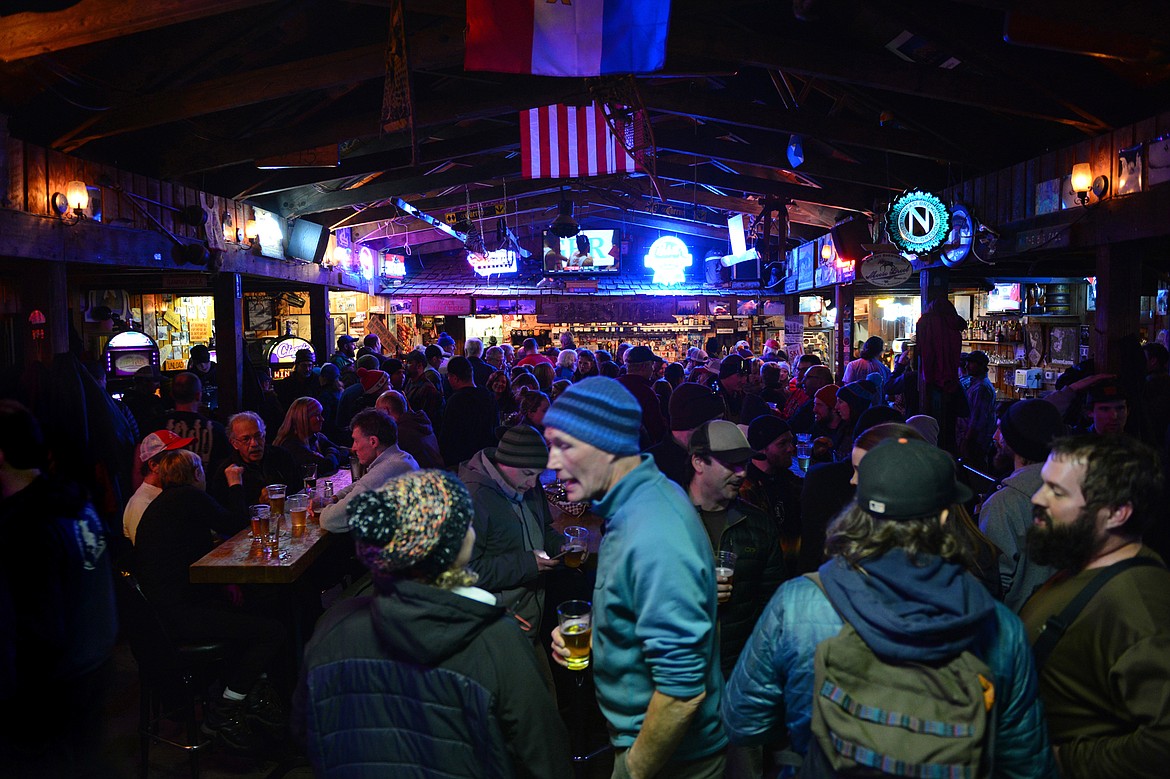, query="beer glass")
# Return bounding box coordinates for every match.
[557,600,592,671]
[302,463,318,494]
[262,512,282,558]
[249,504,271,542]
[349,454,363,482]
[562,526,589,568]
[715,550,737,605]
[287,493,308,538]
[267,483,287,518]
